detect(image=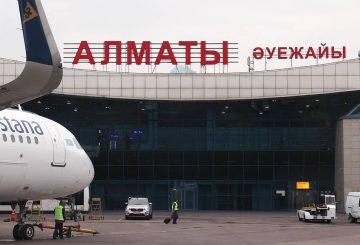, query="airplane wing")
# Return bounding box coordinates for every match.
[0,0,63,110]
